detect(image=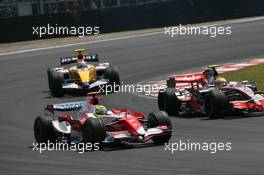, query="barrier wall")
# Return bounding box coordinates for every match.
[1,0,264,43]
